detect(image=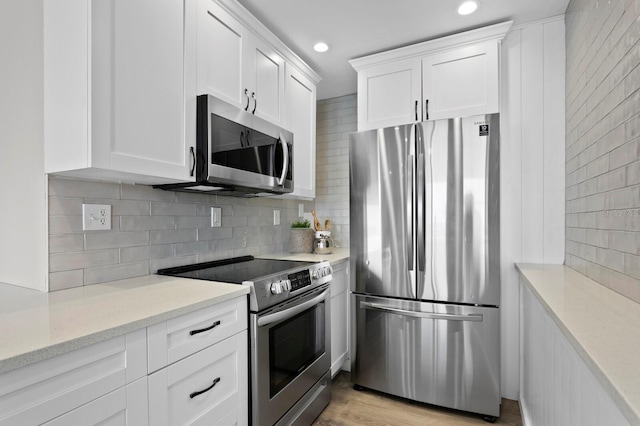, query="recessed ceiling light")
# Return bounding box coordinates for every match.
[313,42,329,53]
[457,0,478,15]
